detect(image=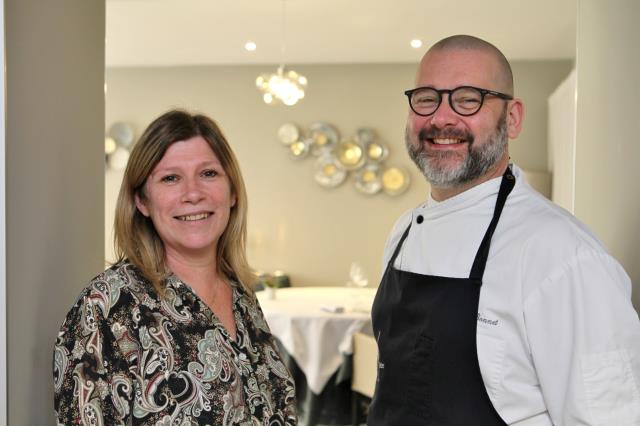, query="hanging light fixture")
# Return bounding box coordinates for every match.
[256,0,307,106]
